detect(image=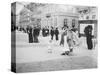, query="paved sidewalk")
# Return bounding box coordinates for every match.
[12,31,98,72]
